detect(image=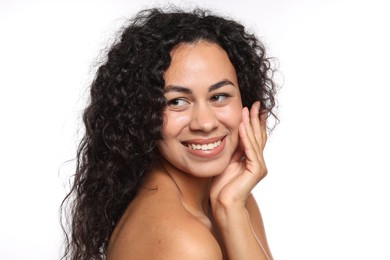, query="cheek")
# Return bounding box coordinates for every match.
[217,102,243,128]
[161,112,189,138]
